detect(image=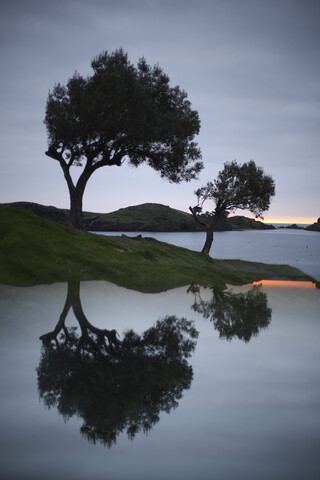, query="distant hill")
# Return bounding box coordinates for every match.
[1,201,275,232]
[83,203,200,232]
